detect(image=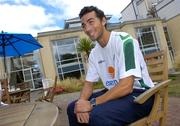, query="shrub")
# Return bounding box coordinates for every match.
[57,76,103,93]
